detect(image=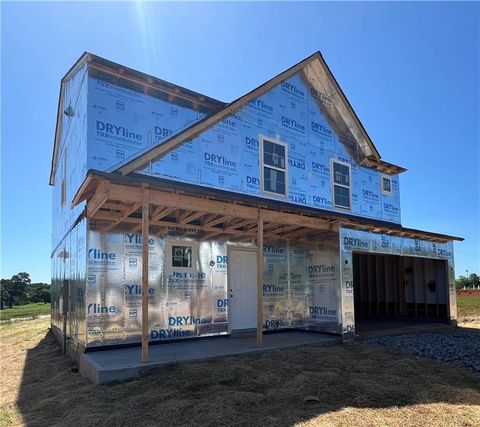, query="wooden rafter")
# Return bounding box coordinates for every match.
[86,181,109,218]
[282,227,313,240]
[178,211,205,225]
[151,207,175,222]
[224,219,256,232]
[204,216,230,228]
[93,211,257,238]
[265,224,300,237]
[104,202,141,231]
